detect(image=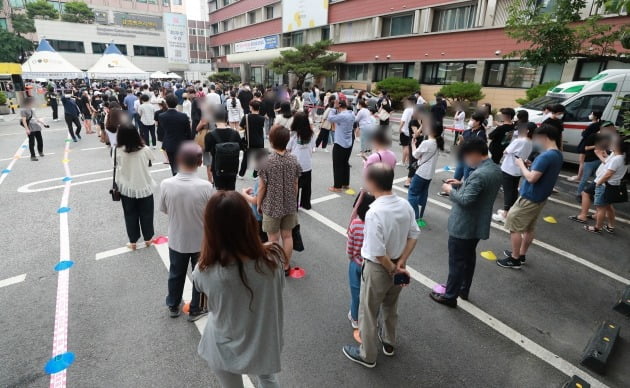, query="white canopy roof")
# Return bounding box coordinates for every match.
[166,72,182,79]
[22,39,84,80]
[150,71,169,79]
[87,43,148,80]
